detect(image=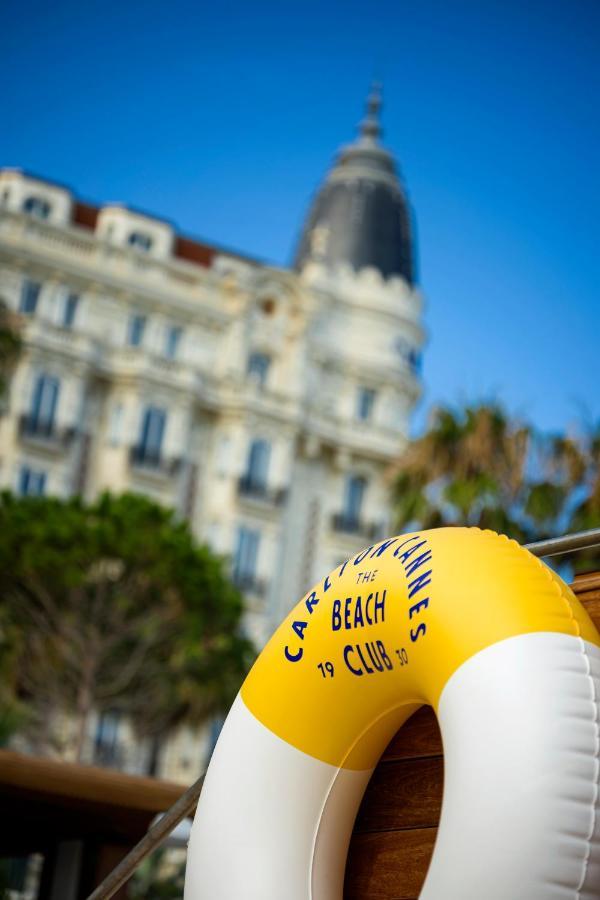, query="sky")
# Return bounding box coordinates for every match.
[3,0,599,436]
